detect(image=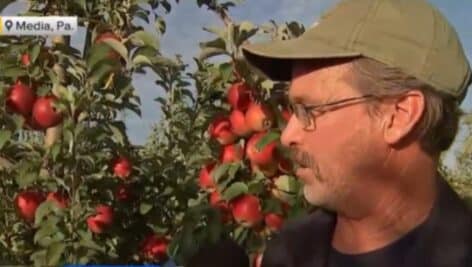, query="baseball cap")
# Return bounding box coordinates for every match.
[242,0,471,103]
